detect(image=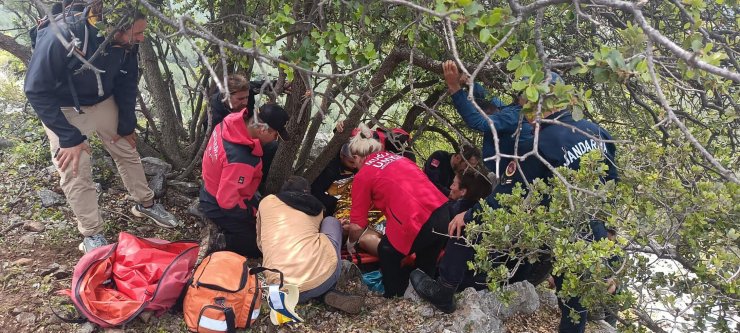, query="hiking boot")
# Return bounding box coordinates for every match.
[323,290,364,314]
[131,203,181,228]
[335,260,365,292]
[410,269,457,314]
[78,233,108,253]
